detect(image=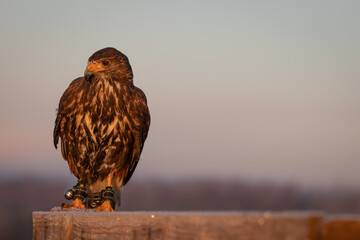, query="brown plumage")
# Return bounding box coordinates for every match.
[53,47,150,211]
